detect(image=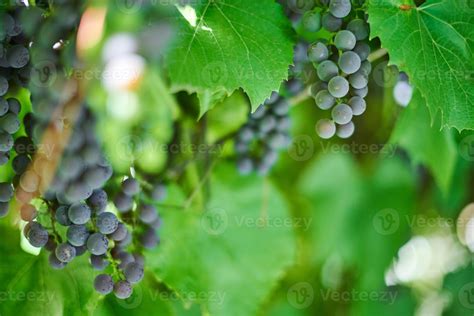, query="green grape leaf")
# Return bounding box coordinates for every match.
[390,89,457,193]
[148,164,296,316]
[368,0,474,130]
[166,0,295,115]
[0,225,98,316]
